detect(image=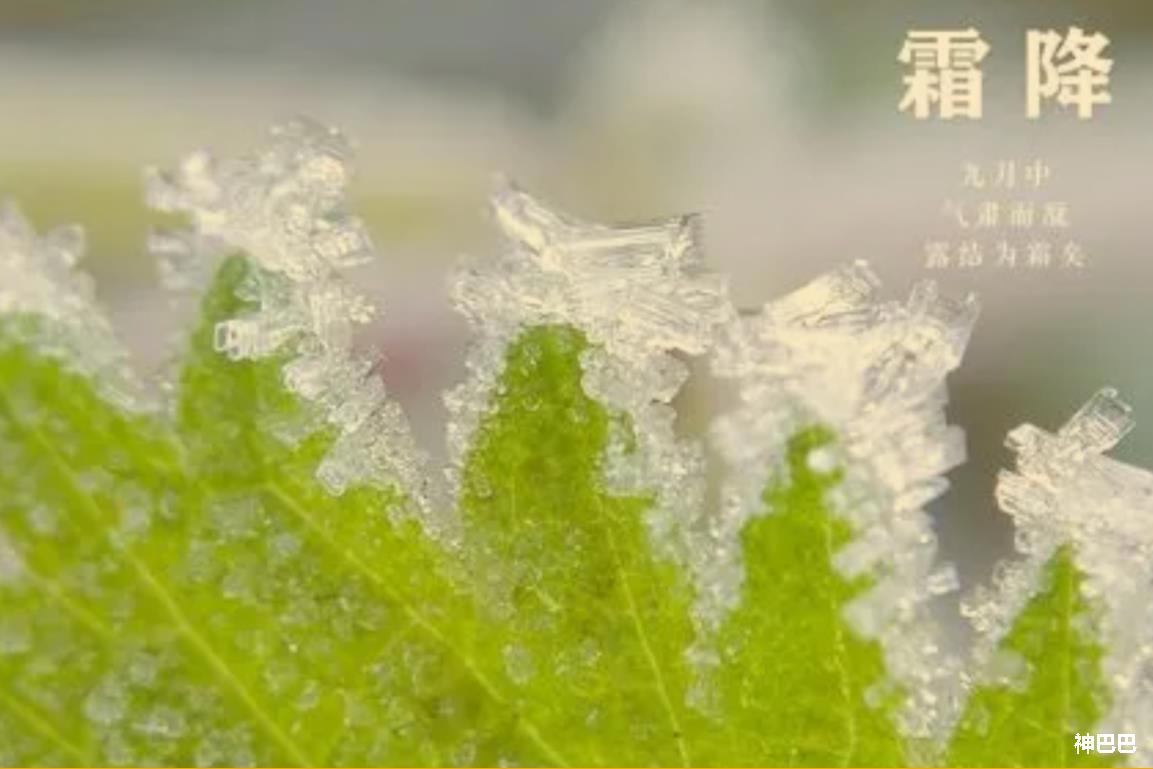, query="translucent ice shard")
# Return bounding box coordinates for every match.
[969,389,1153,765]
[706,261,979,739]
[0,202,147,409]
[447,181,732,553]
[147,119,430,516]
